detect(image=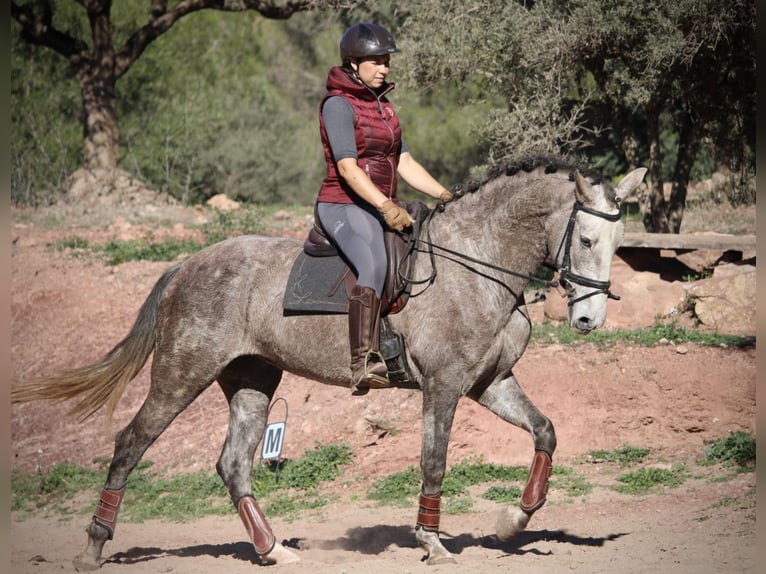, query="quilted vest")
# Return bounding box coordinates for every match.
[317,66,402,204]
